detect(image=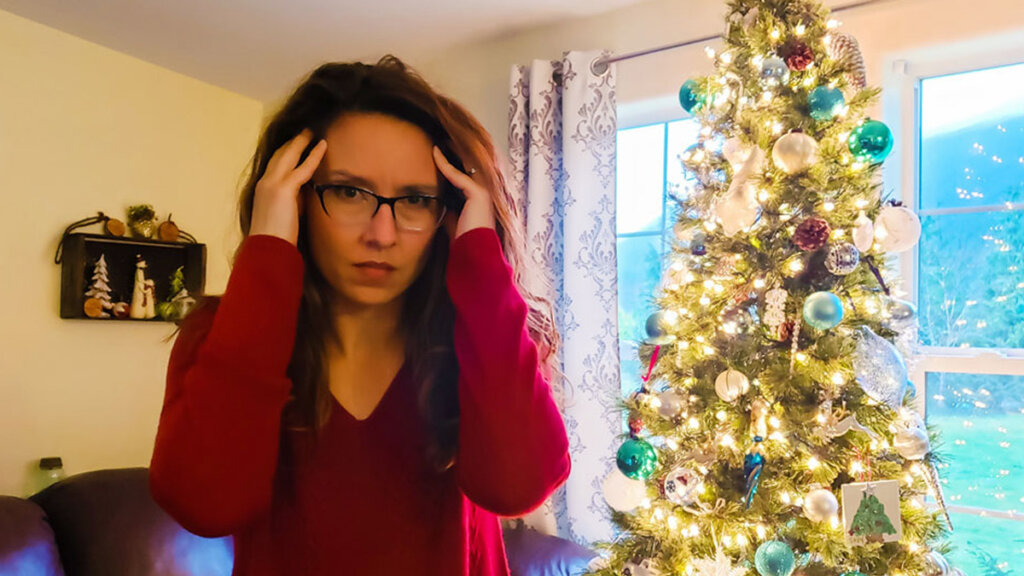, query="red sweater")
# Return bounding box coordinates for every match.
[149,228,570,575]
